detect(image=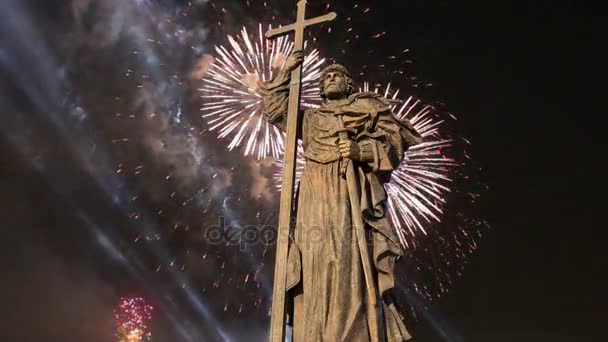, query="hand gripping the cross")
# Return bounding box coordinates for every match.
[338,139,362,161]
[283,50,304,73]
